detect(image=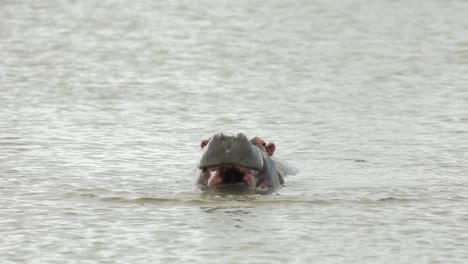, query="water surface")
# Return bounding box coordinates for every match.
[1,0,468,263]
